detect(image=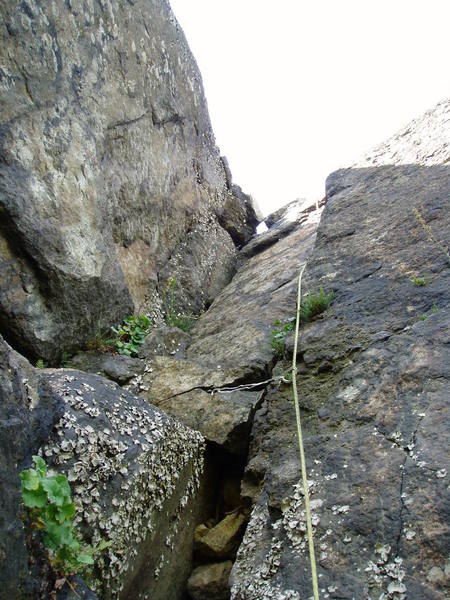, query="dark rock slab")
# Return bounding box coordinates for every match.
[231,113,450,598]
[69,352,144,384]
[0,336,61,599]
[186,210,322,381]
